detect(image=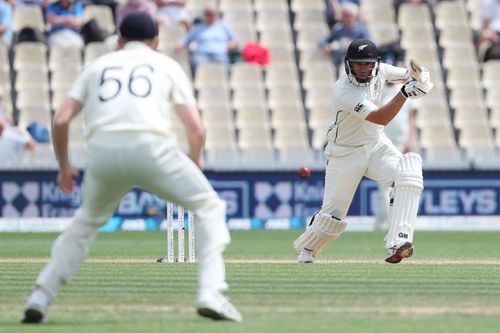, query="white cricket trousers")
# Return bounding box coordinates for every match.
[321,136,402,219]
[36,132,230,301]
